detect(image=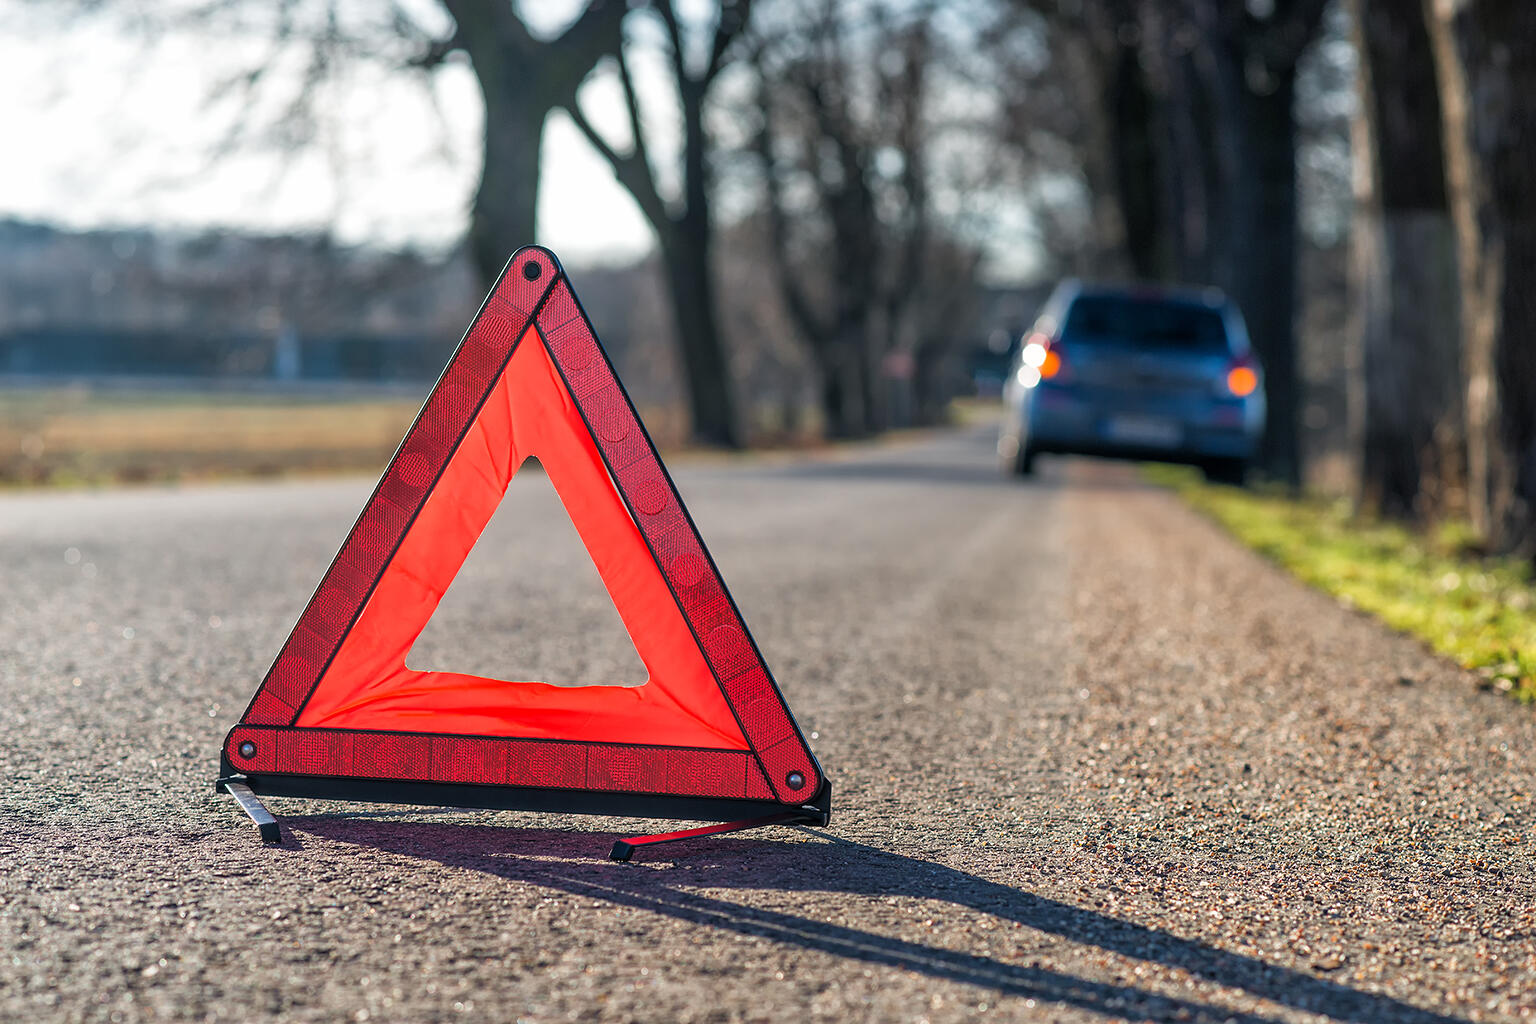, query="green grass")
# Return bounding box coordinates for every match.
[1145,464,1536,701]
